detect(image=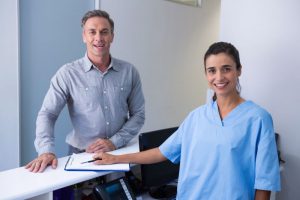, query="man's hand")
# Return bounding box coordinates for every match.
[25,153,57,173]
[86,138,116,153]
